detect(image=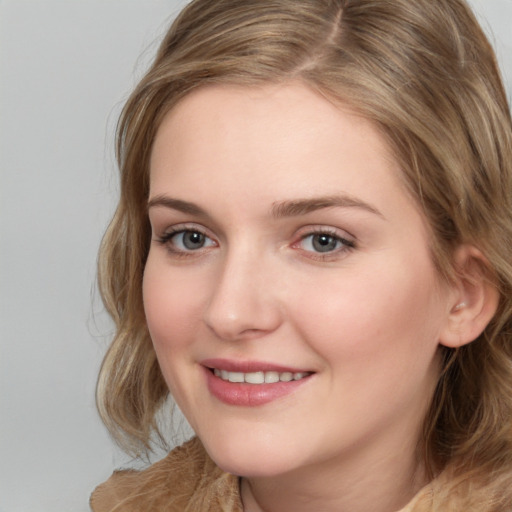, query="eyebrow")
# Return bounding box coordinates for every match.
[147,195,207,216]
[270,195,384,219]
[147,194,384,219]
